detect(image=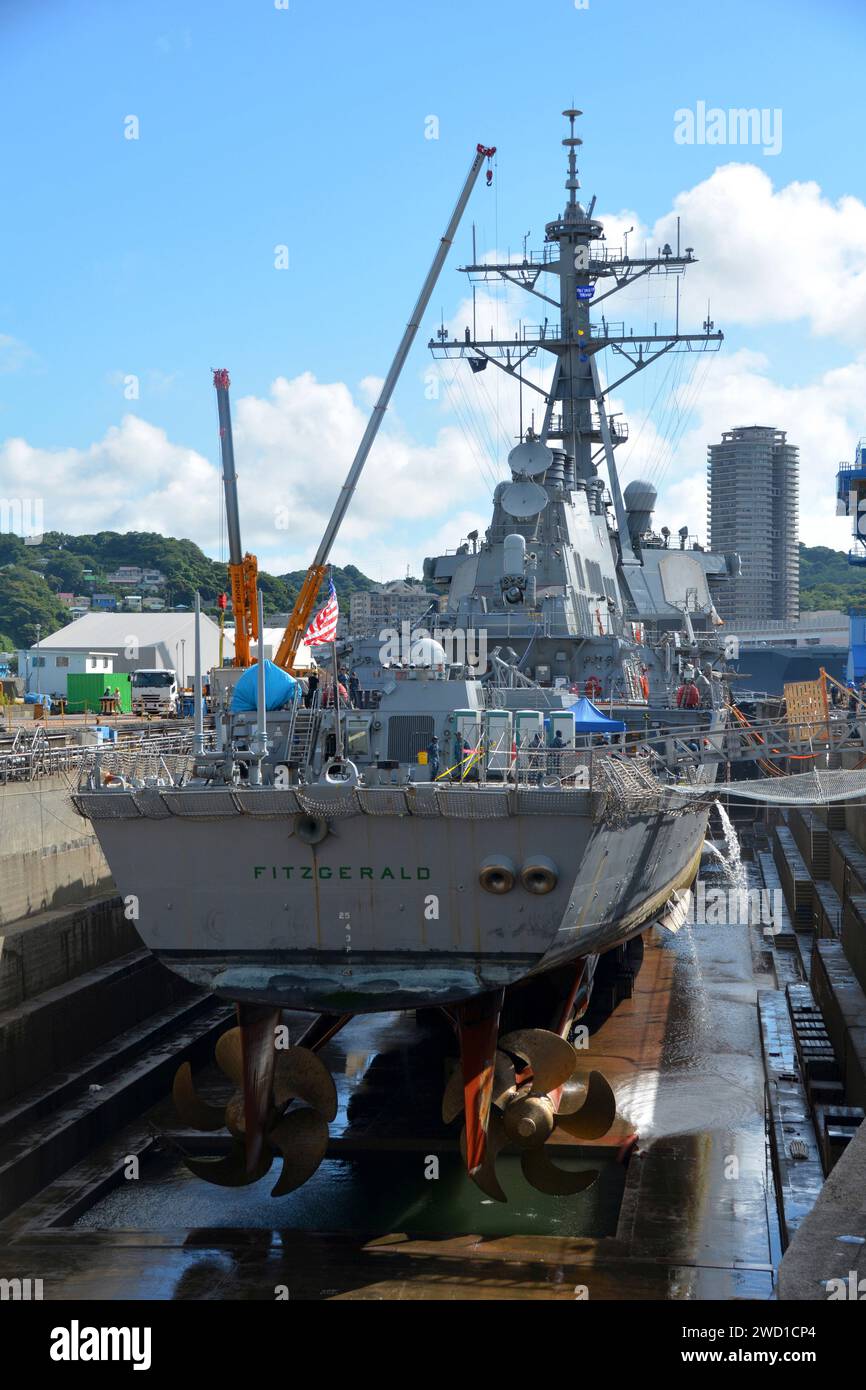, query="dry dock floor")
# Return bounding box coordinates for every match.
[0,897,780,1300]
